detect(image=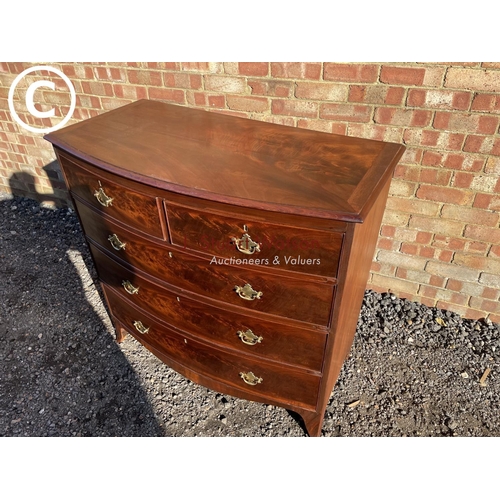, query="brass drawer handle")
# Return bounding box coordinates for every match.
[133,320,149,334]
[108,234,126,251]
[122,280,139,295]
[238,329,263,346]
[94,186,113,207]
[234,283,263,301]
[240,371,263,386]
[231,232,261,255]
